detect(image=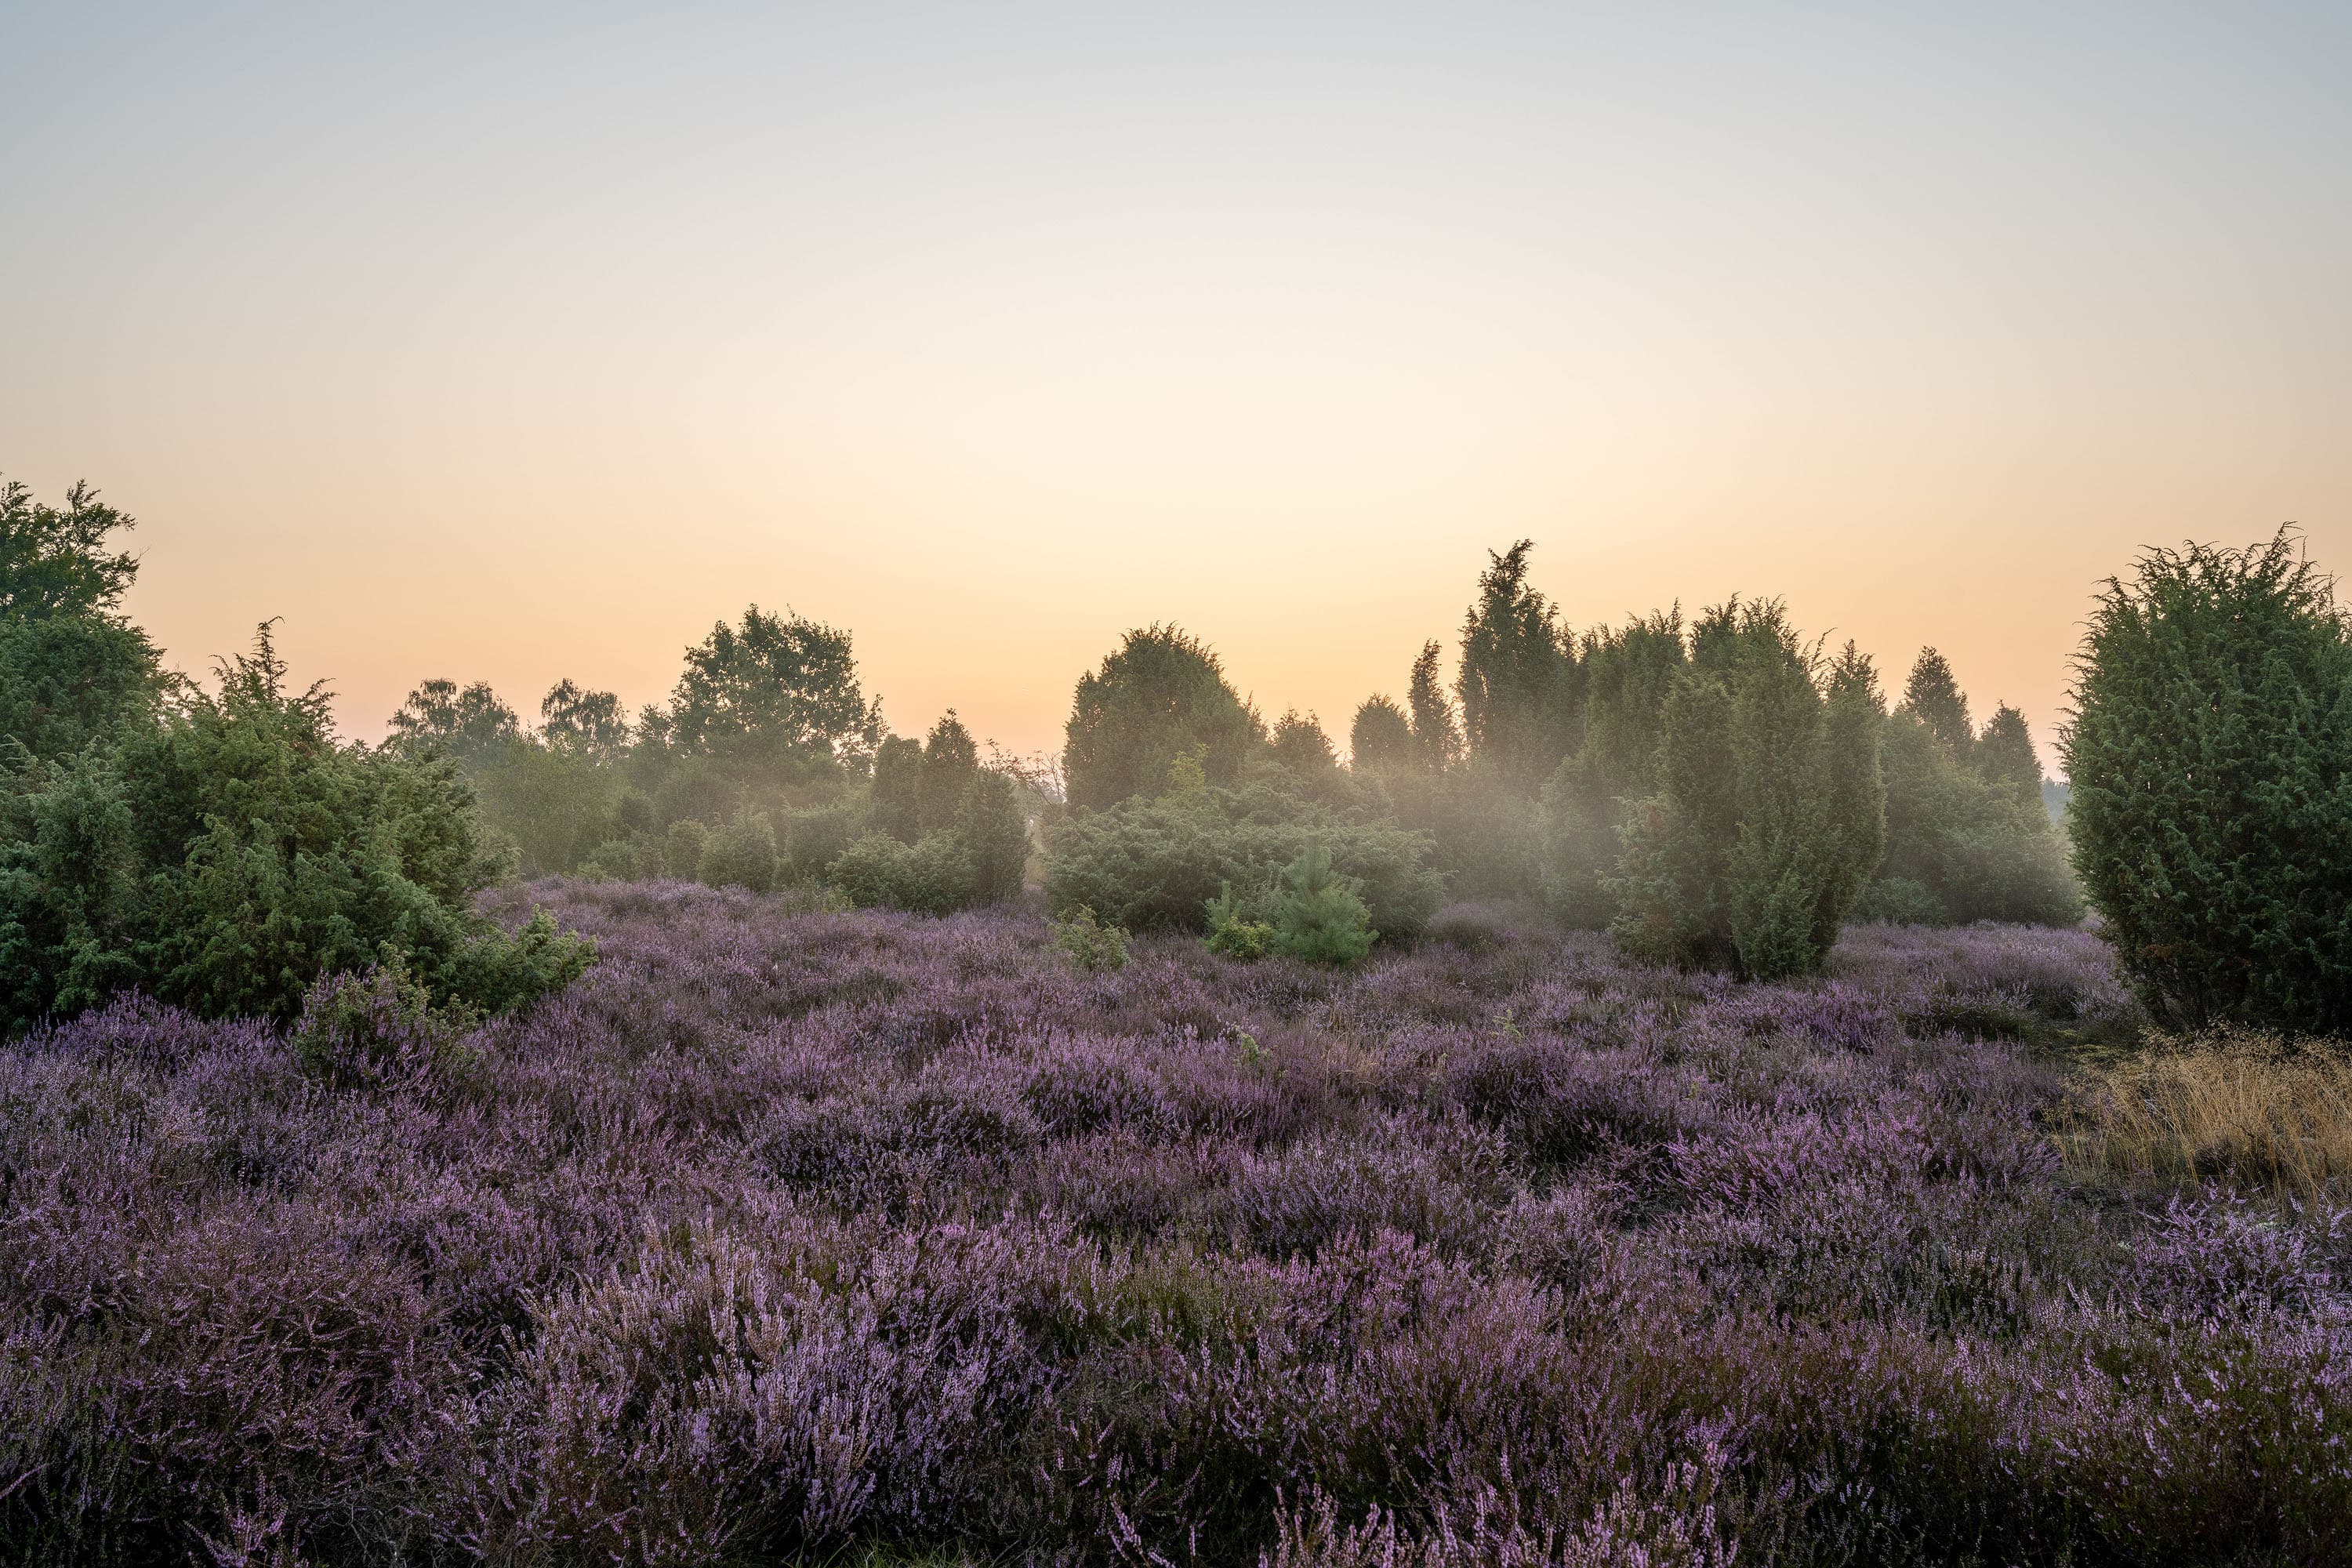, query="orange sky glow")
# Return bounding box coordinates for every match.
[5,5,2347,773]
